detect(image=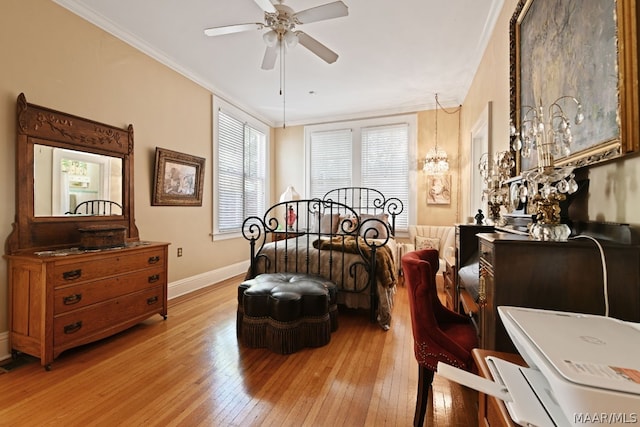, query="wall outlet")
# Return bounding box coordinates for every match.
[177,247,183,257]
